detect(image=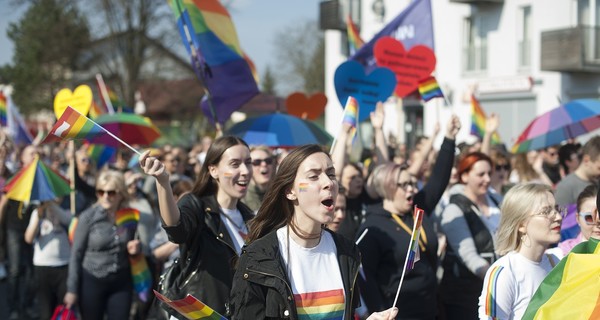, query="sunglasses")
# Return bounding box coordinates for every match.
[252,158,274,166]
[96,189,117,197]
[495,164,510,171]
[579,211,598,225]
